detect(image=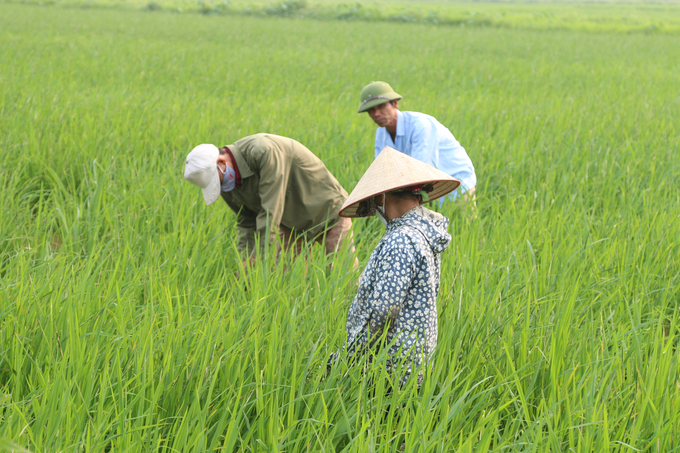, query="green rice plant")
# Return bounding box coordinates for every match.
[8,0,680,33]
[1,2,679,451]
